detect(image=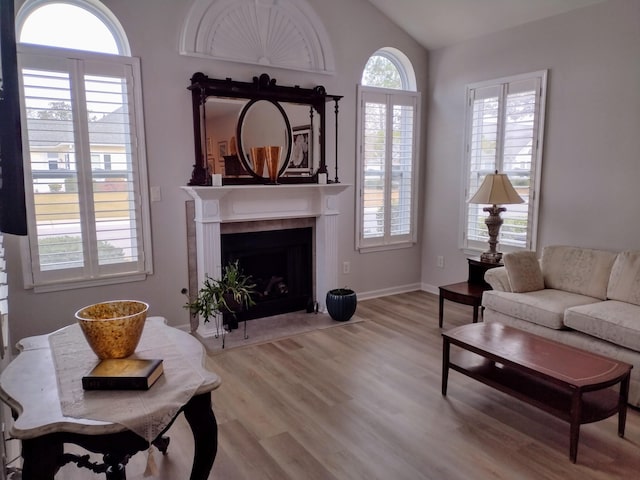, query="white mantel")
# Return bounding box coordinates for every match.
[182,184,349,336]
